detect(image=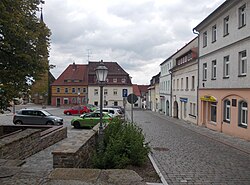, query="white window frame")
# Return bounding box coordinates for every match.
[239,101,248,127]
[239,4,246,28]
[223,56,230,78]
[203,63,207,81]
[191,76,195,90]
[212,25,217,42]
[239,50,247,76]
[113,78,117,83]
[211,60,217,79]
[185,77,188,90]
[65,88,68,94]
[72,88,76,94]
[203,31,207,47]
[94,89,98,96]
[113,89,118,96]
[224,100,230,122]
[223,16,229,36]
[104,89,108,95]
[56,87,60,93]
